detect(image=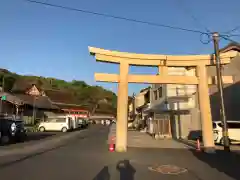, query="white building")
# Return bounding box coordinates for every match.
[146,67,201,139]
